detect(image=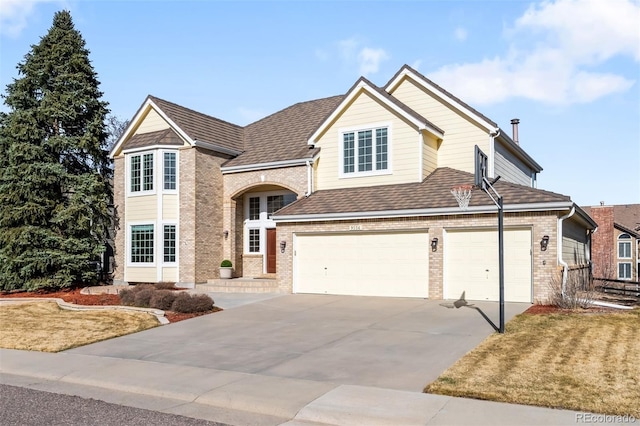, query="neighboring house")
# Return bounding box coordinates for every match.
[109,64,596,303]
[585,204,640,282]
